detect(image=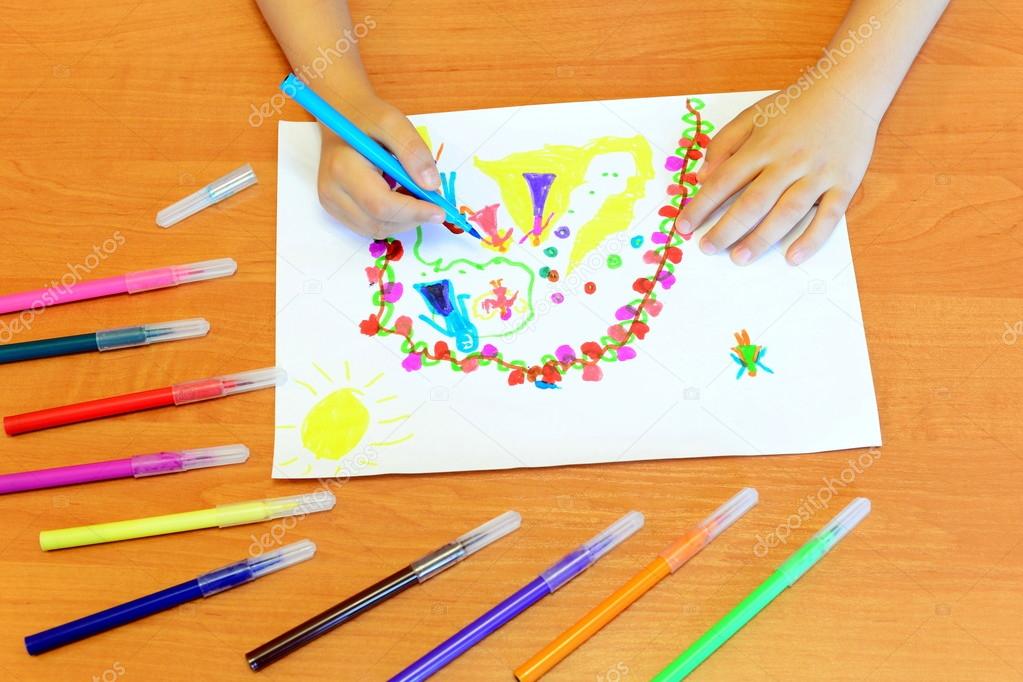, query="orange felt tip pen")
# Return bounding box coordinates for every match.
[513,488,758,681]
